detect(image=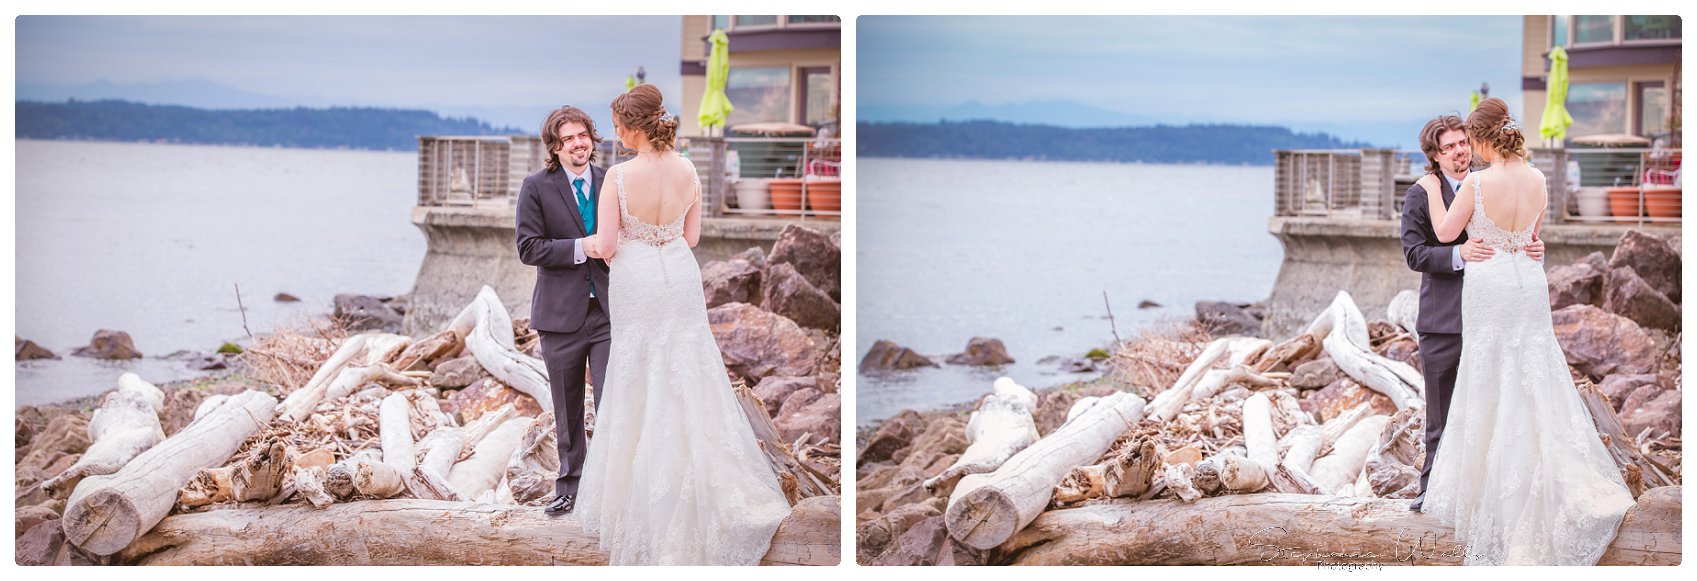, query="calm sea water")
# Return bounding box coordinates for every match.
[856,158,1282,425]
[14,140,425,406]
